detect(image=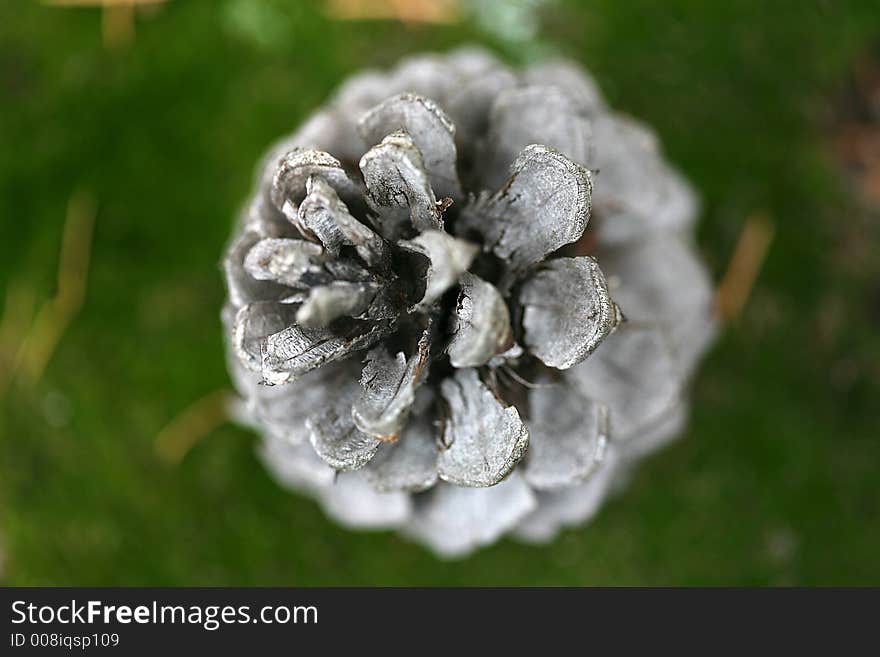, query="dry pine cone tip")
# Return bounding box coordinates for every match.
[223,47,716,557]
